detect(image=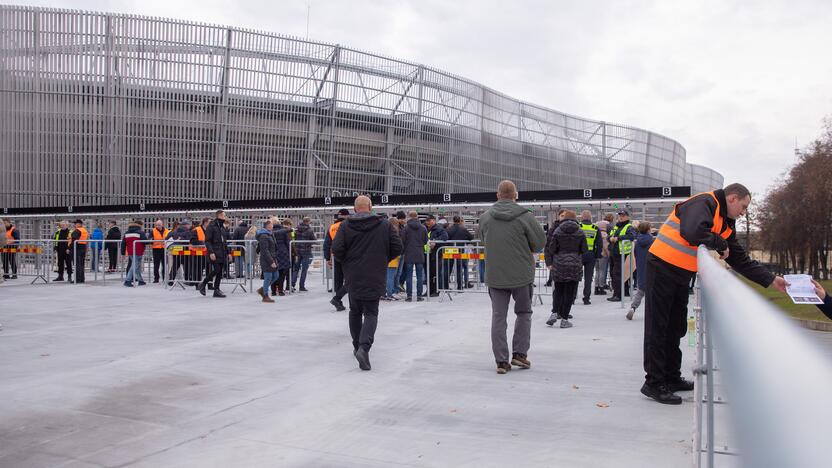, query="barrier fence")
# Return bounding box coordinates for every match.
[1,241,50,284]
